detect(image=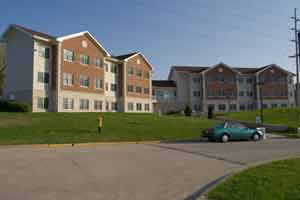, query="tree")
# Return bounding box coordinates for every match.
[208,105,214,119]
[0,47,5,95]
[184,105,192,117]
